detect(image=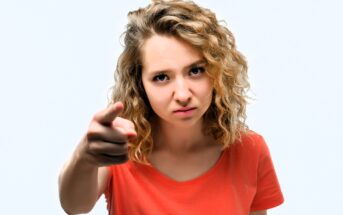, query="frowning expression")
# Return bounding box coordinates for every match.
[141,34,213,127]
